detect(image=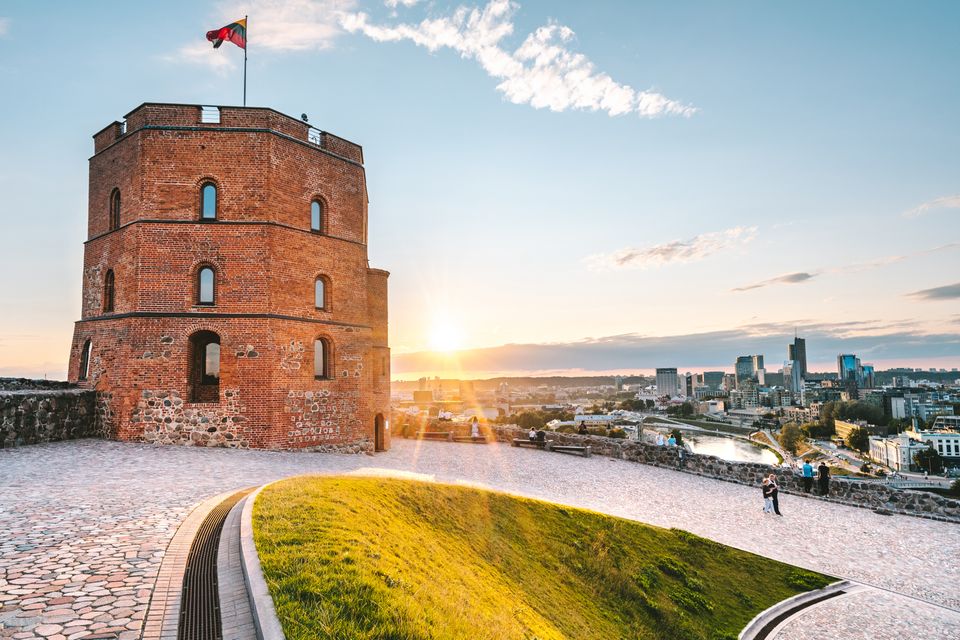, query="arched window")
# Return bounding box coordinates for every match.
[189,331,220,402]
[314,338,331,379]
[109,189,121,231]
[197,266,215,305]
[310,200,323,232]
[315,277,328,309]
[103,270,115,313]
[201,182,217,220]
[79,339,92,381]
